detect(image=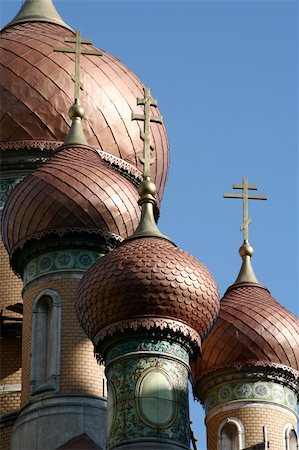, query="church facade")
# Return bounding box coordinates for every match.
[0,1,298,450]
